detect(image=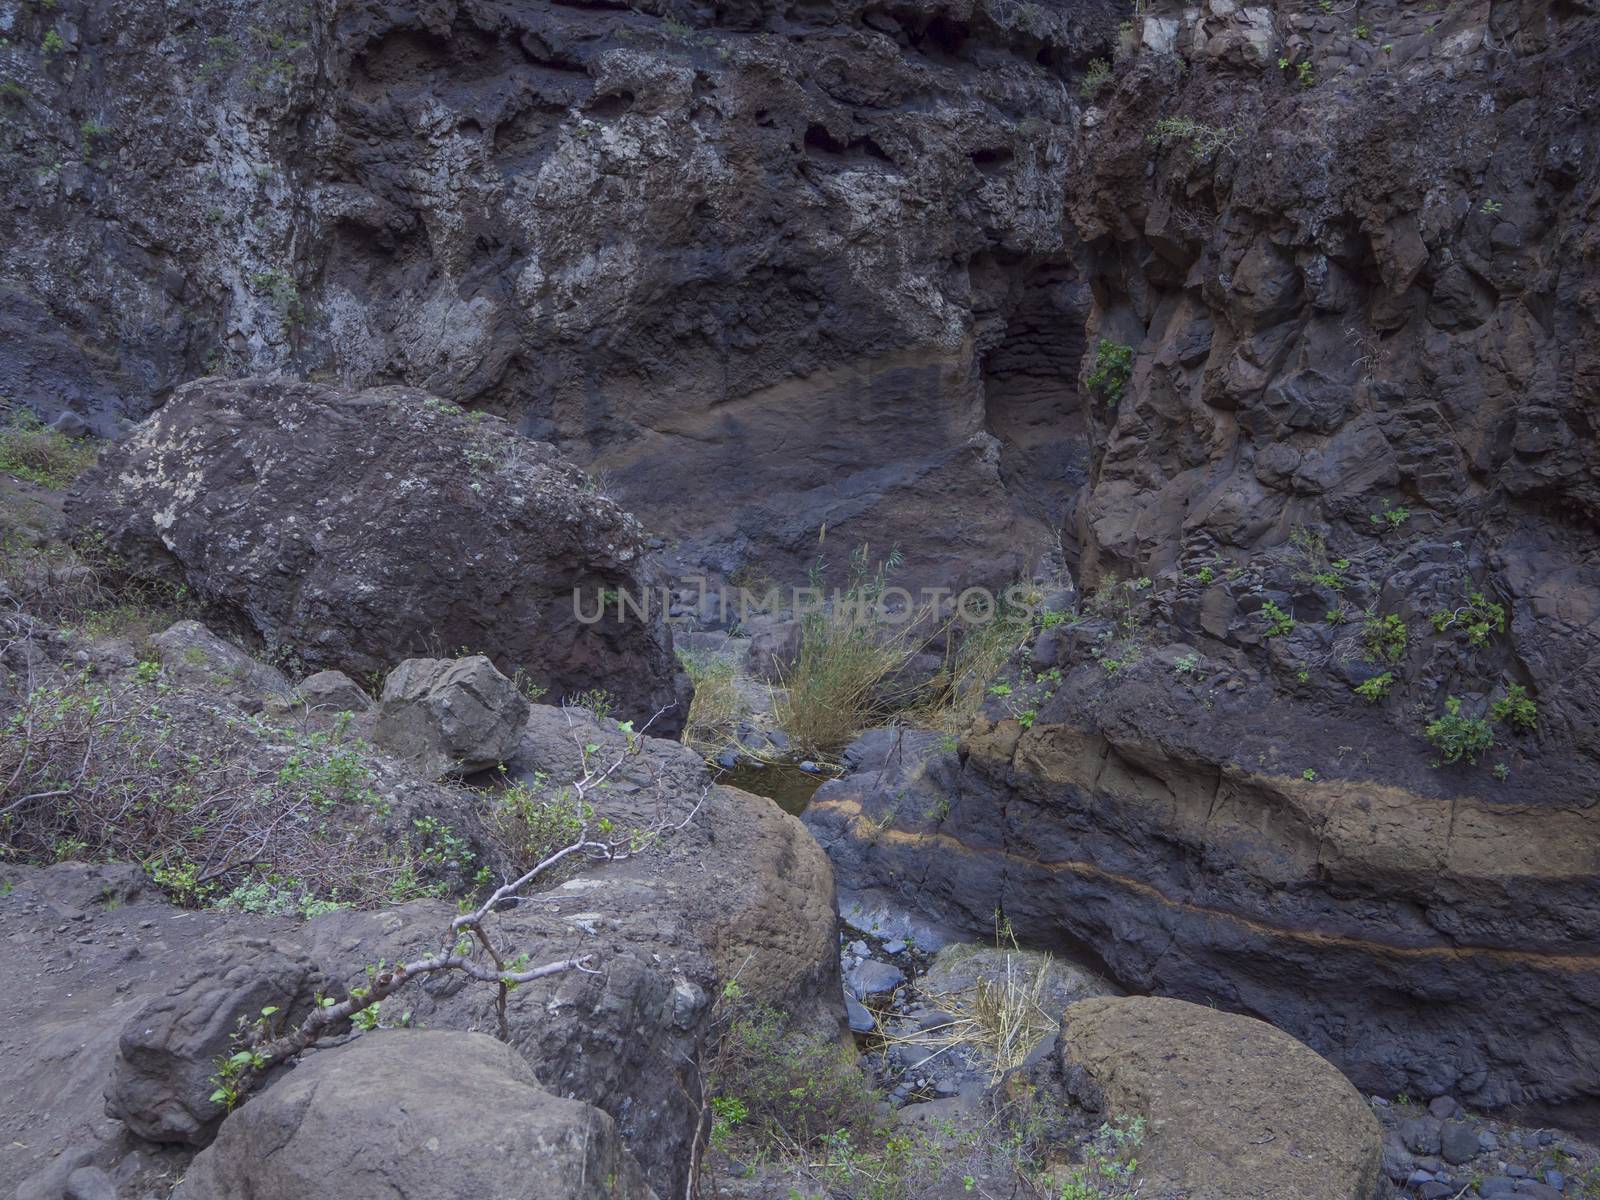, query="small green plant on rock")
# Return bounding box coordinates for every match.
[1079,57,1113,97]
[1354,671,1394,703]
[1369,498,1411,532]
[249,268,304,326]
[1085,338,1134,407]
[1259,600,1295,638]
[1430,589,1506,649]
[1058,1115,1147,1200]
[1424,697,1493,766]
[1489,683,1536,732]
[1146,115,1239,160]
[1173,653,1202,678]
[41,28,65,58]
[1361,612,1408,664]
